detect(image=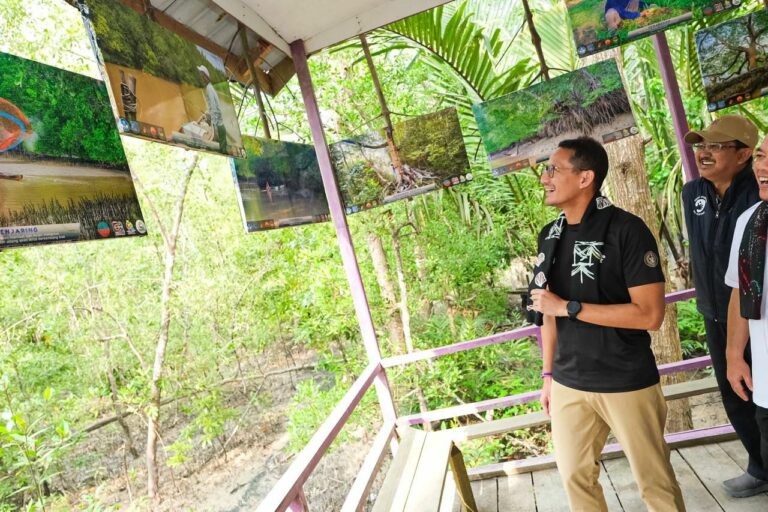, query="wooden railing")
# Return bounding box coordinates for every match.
[257,289,703,511]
